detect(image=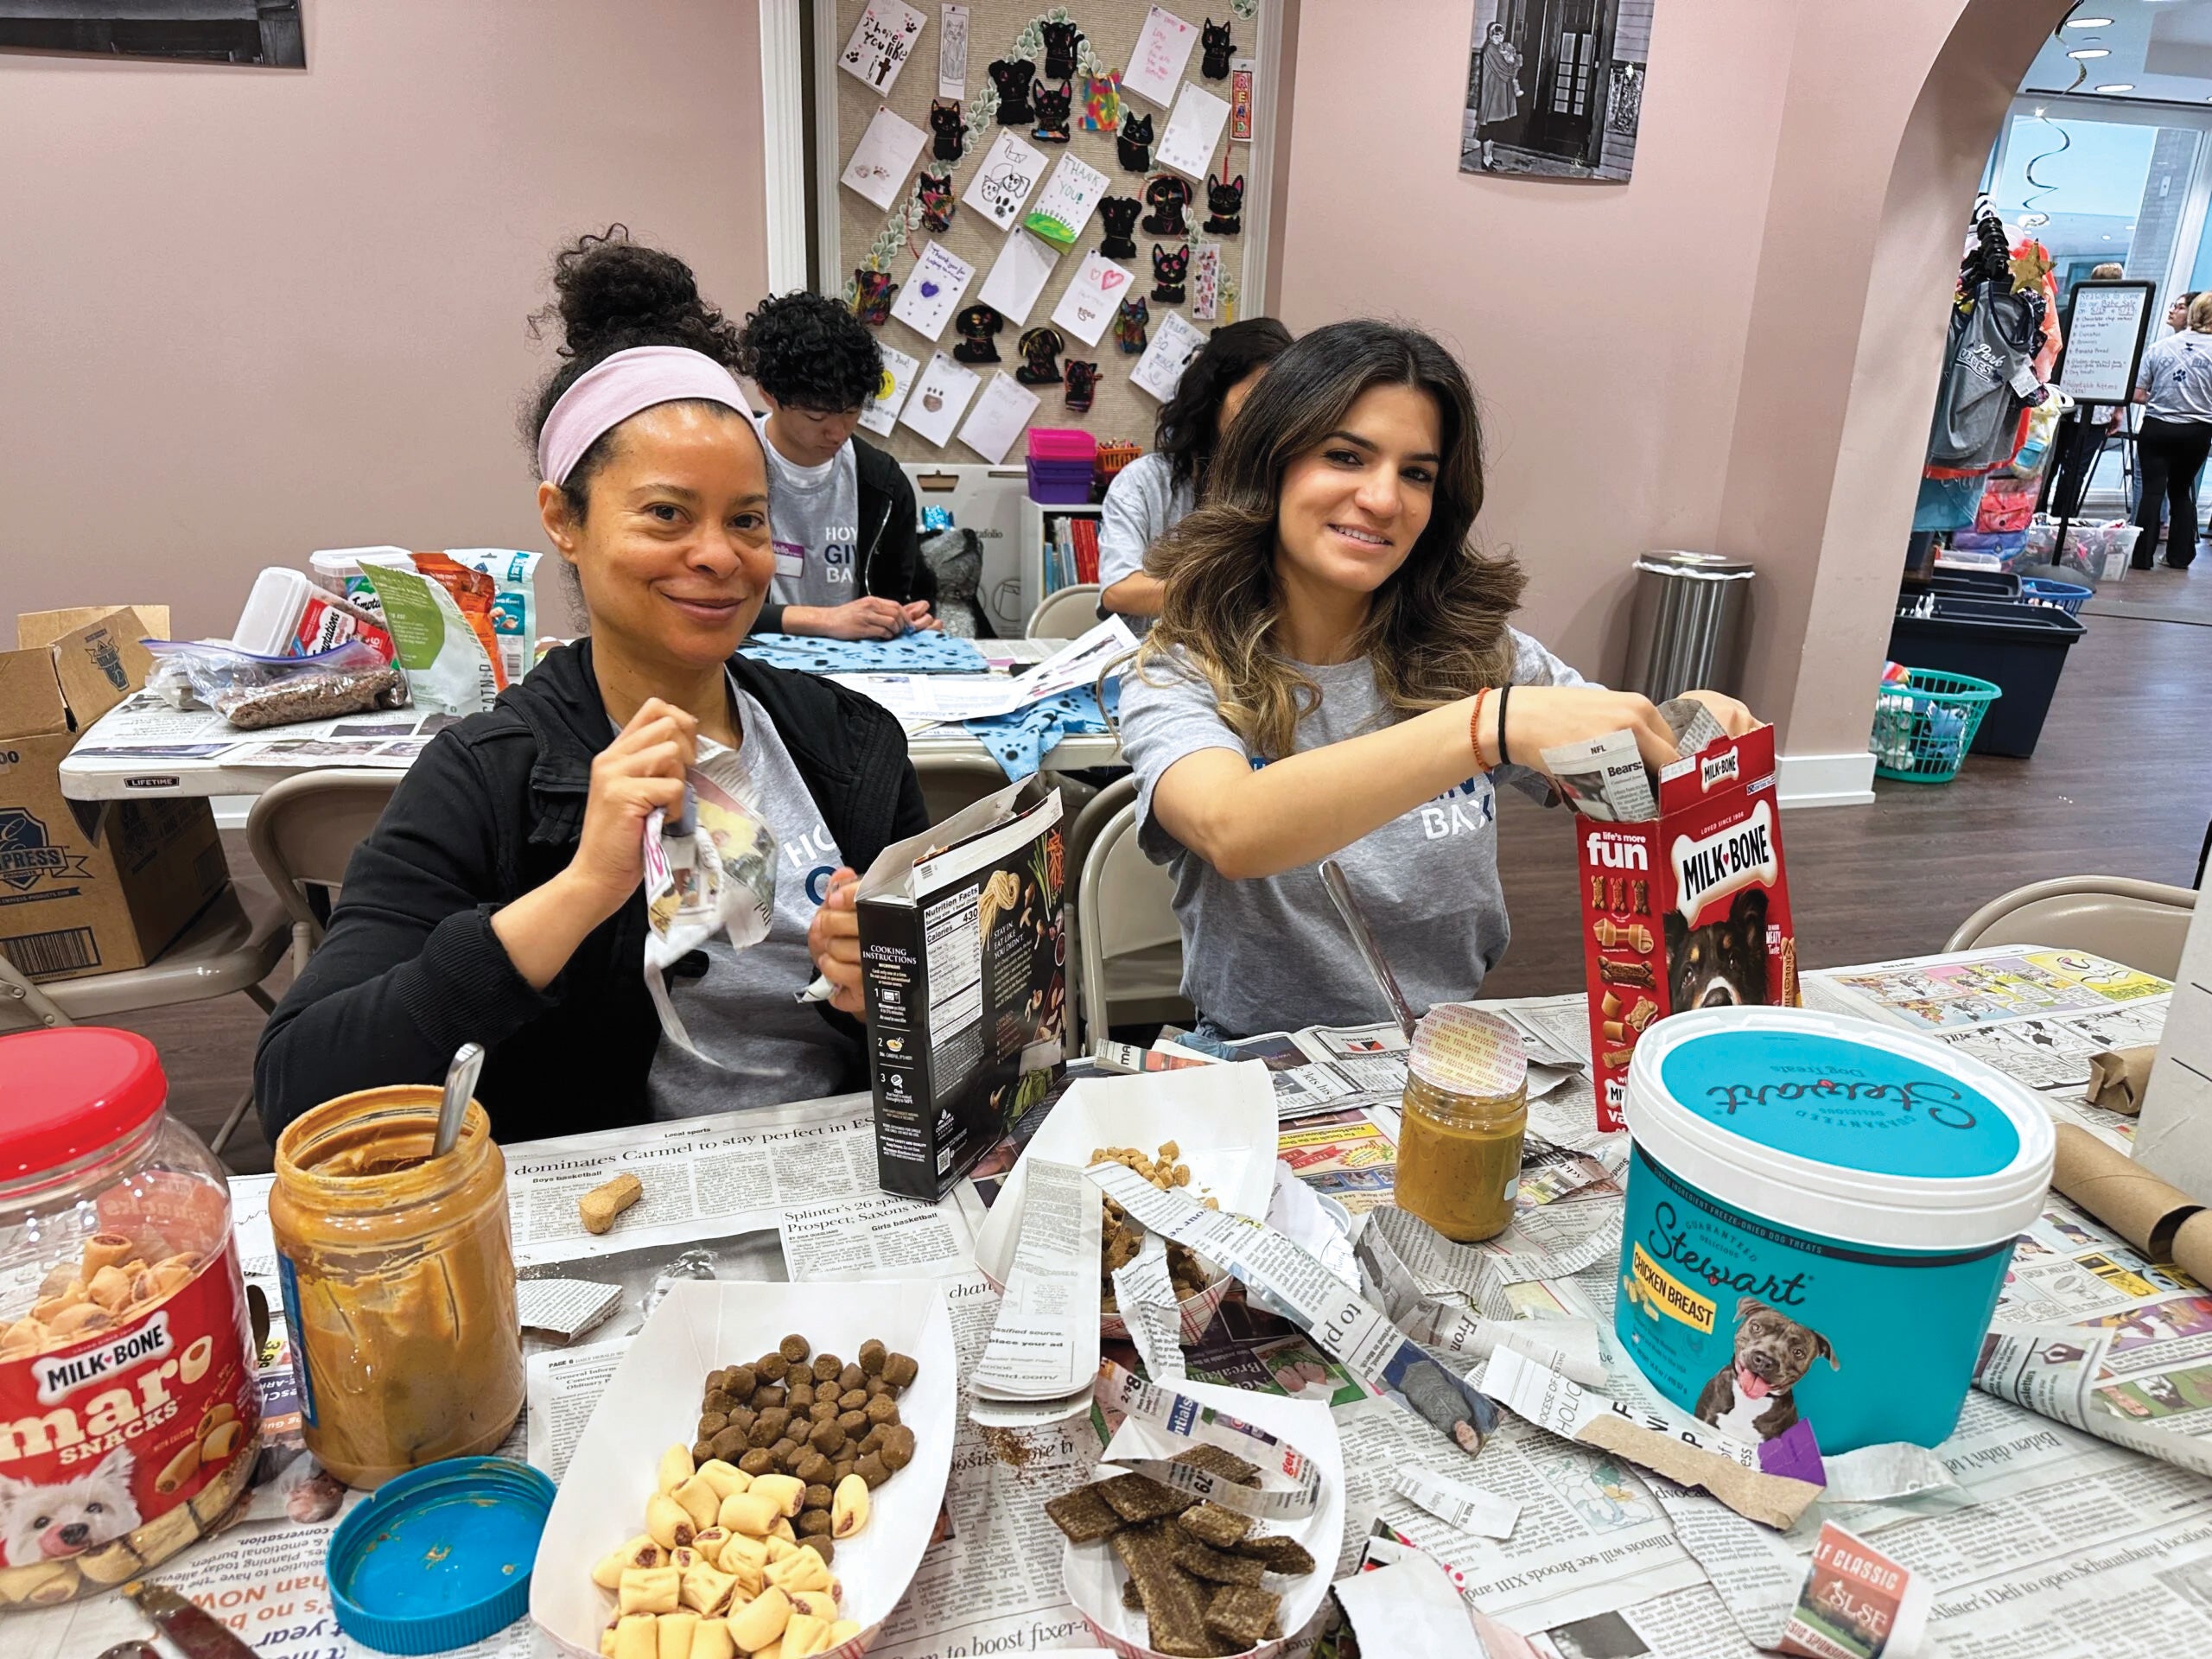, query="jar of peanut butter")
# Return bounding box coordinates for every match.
[270,1086,524,1490]
[1392,1006,1530,1243]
